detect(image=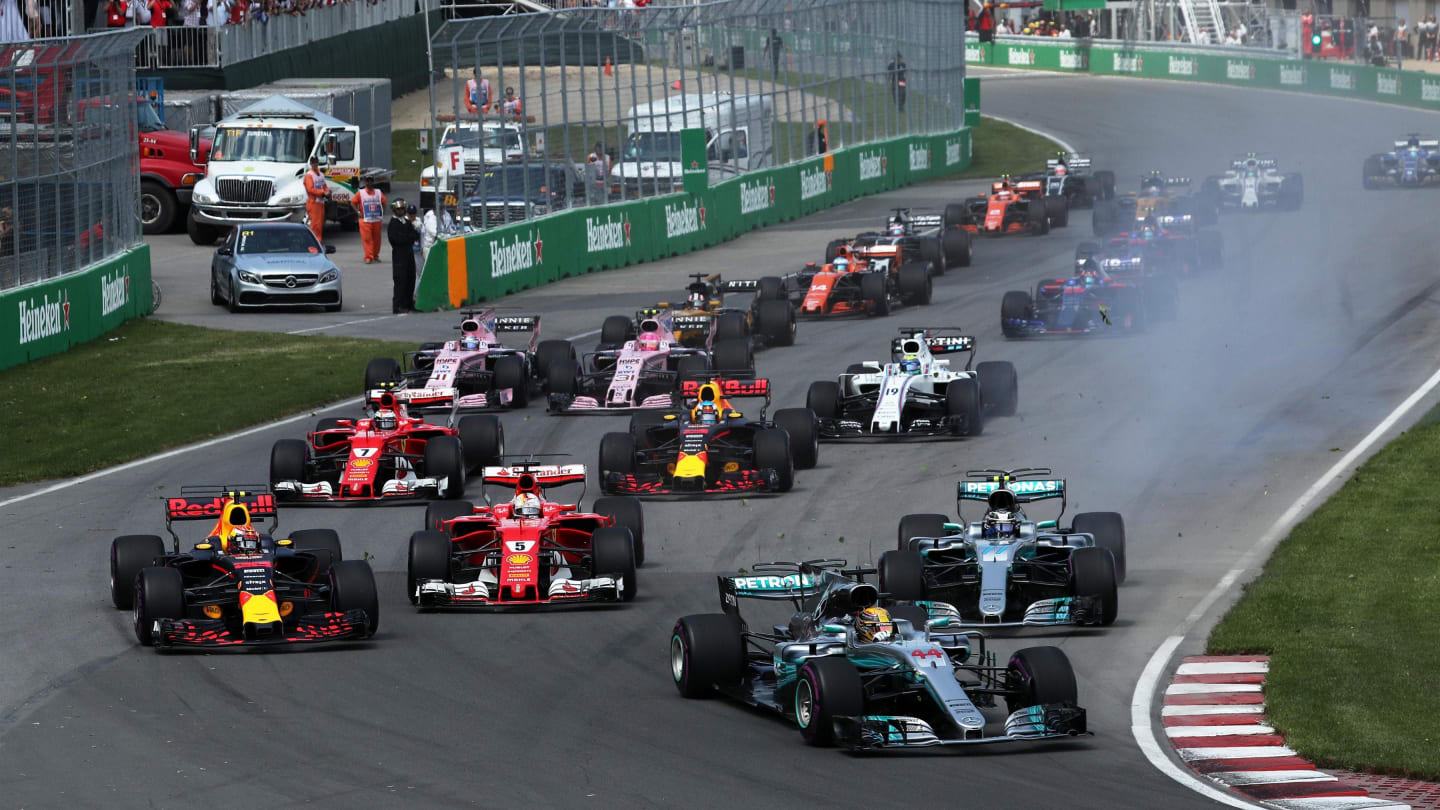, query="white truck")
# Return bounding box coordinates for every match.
[185,95,393,245]
[610,93,773,199]
[419,120,534,213]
